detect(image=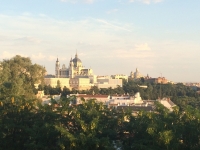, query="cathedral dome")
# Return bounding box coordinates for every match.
[134,68,143,79]
[72,53,82,67]
[72,57,82,63]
